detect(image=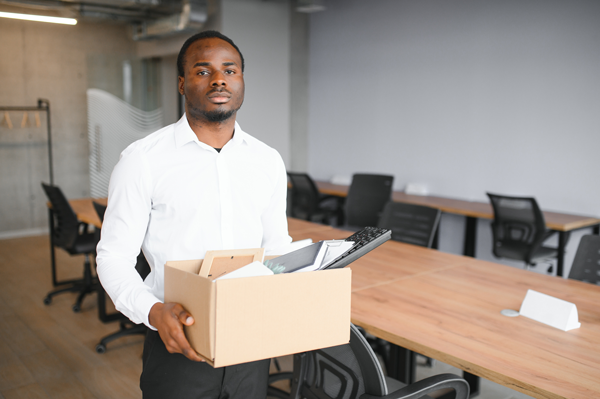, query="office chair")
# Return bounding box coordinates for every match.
[487,193,565,274]
[41,183,100,312]
[344,174,394,230]
[375,201,441,369]
[268,324,469,399]
[92,201,149,353]
[569,235,600,285]
[287,172,342,225]
[378,201,441,248]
